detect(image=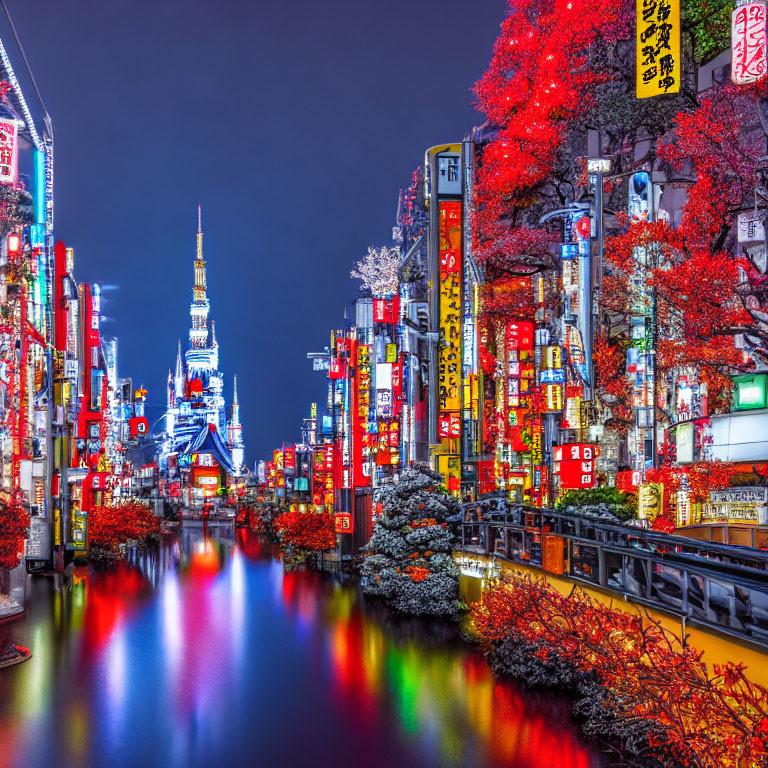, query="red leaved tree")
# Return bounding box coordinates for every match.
[0,500,29,571]
[473,0,627,277]
[89,501,161,556]
[274,510,336,552]
[473,573,768,768]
